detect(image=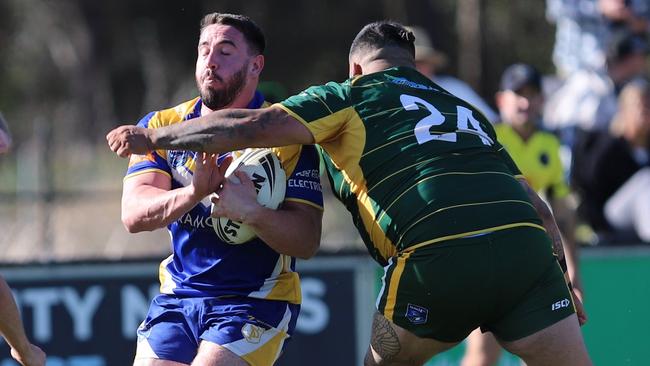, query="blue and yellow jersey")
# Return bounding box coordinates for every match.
[125,92,323,304]
[276,67,543,266]
[494,123,569,199]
